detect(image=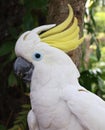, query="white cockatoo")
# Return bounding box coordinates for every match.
[14,4,105,130]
